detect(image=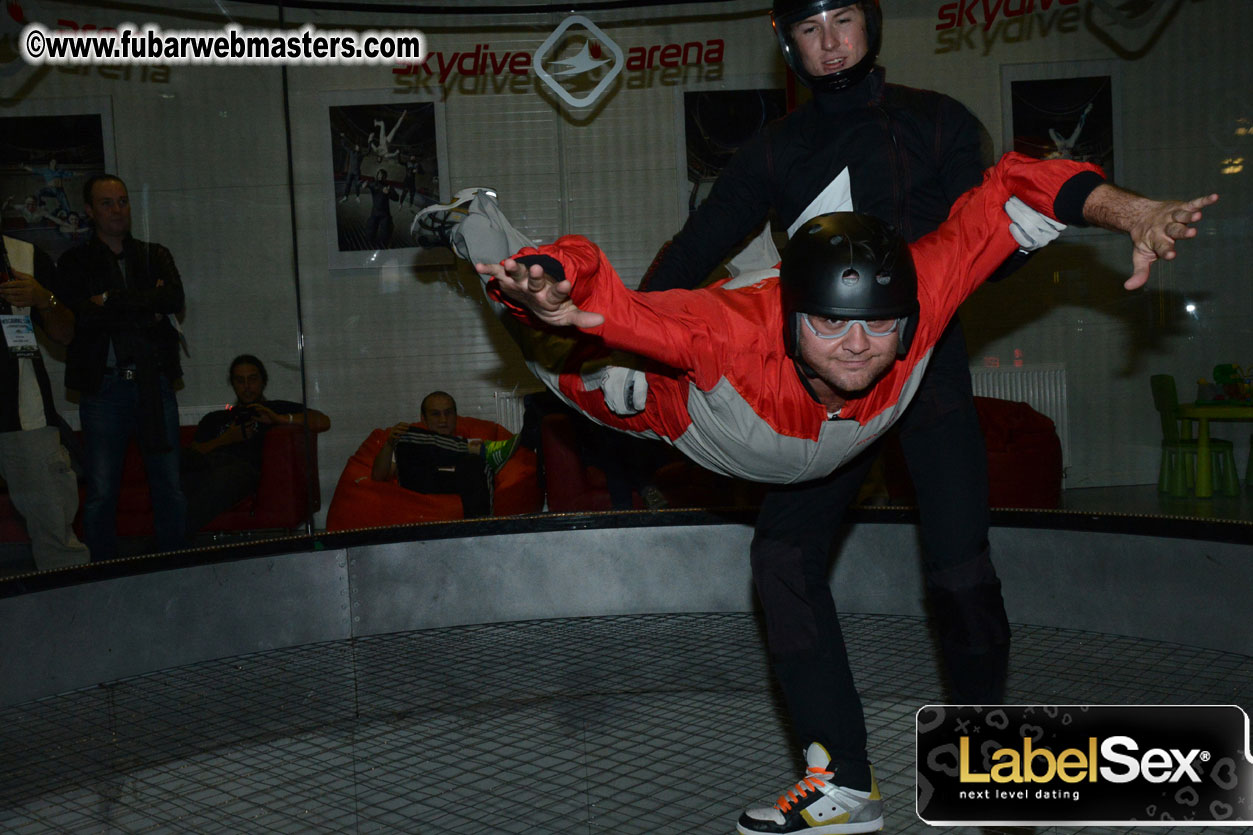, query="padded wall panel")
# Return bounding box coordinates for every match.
[0,550,351,707]
[4,522,1251,708]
